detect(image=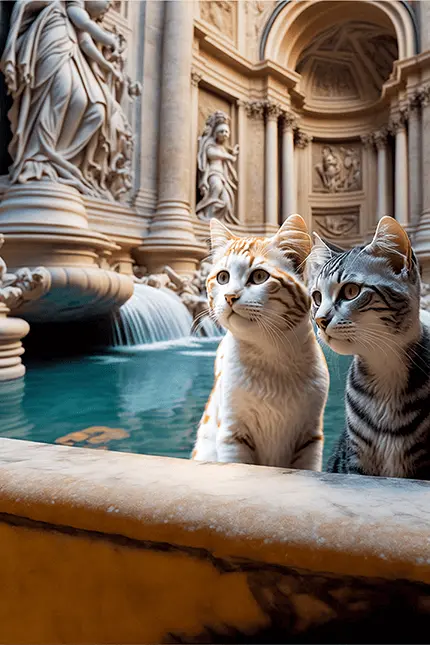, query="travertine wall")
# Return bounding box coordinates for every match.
[0,438,429,644]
